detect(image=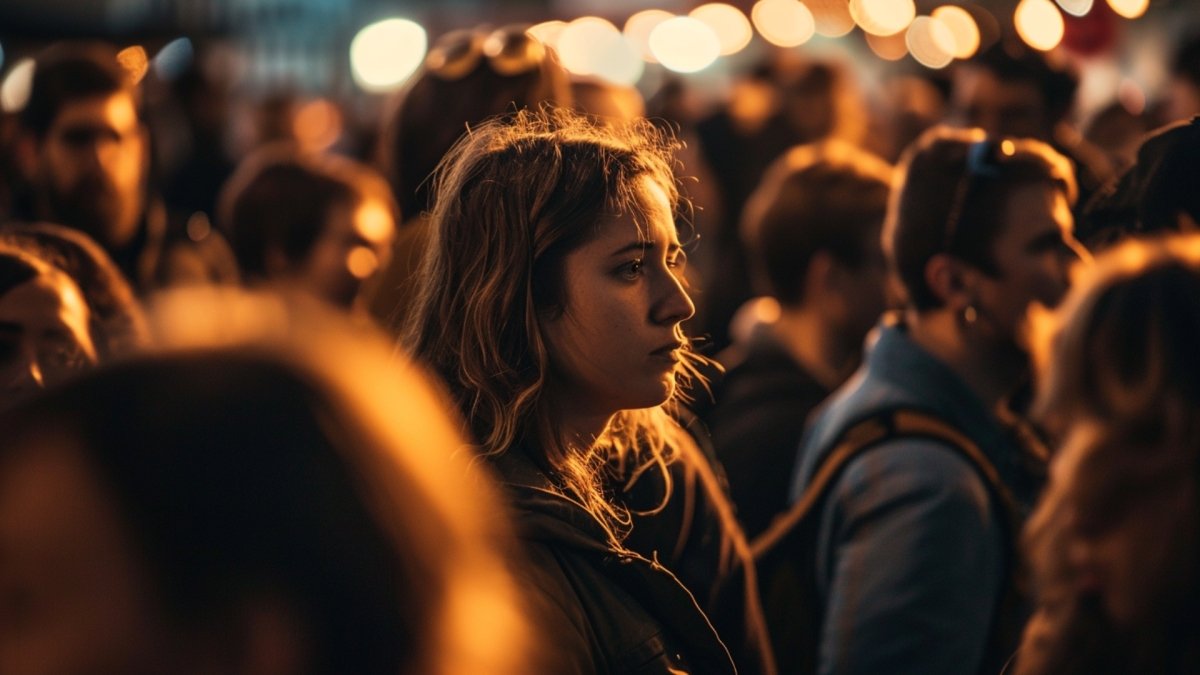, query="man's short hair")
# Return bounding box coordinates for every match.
[886,126,1076,311]
[19,42,140,139]
[740,140,892,307]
